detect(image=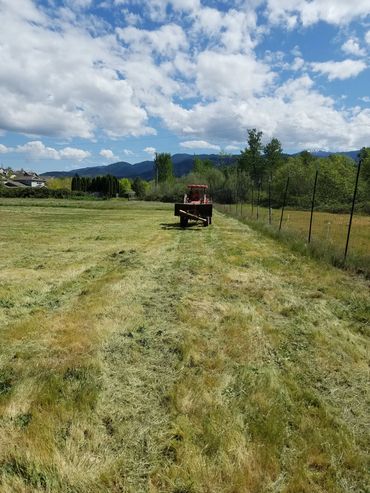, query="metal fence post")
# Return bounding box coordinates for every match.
[308,170,319,243]
[268,180,272,225]
[251,185,254,217]
[256,181,261,220]
[279,176,289,232]
[344,155,362,261]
